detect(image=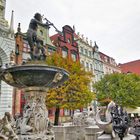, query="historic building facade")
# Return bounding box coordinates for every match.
[92,42,104,82]
[51,25,79,61]
[0,1,15,118]
[99,52,121,74]
[50,25,79,120]
[74,33,104,83]
[74,33,94,91]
